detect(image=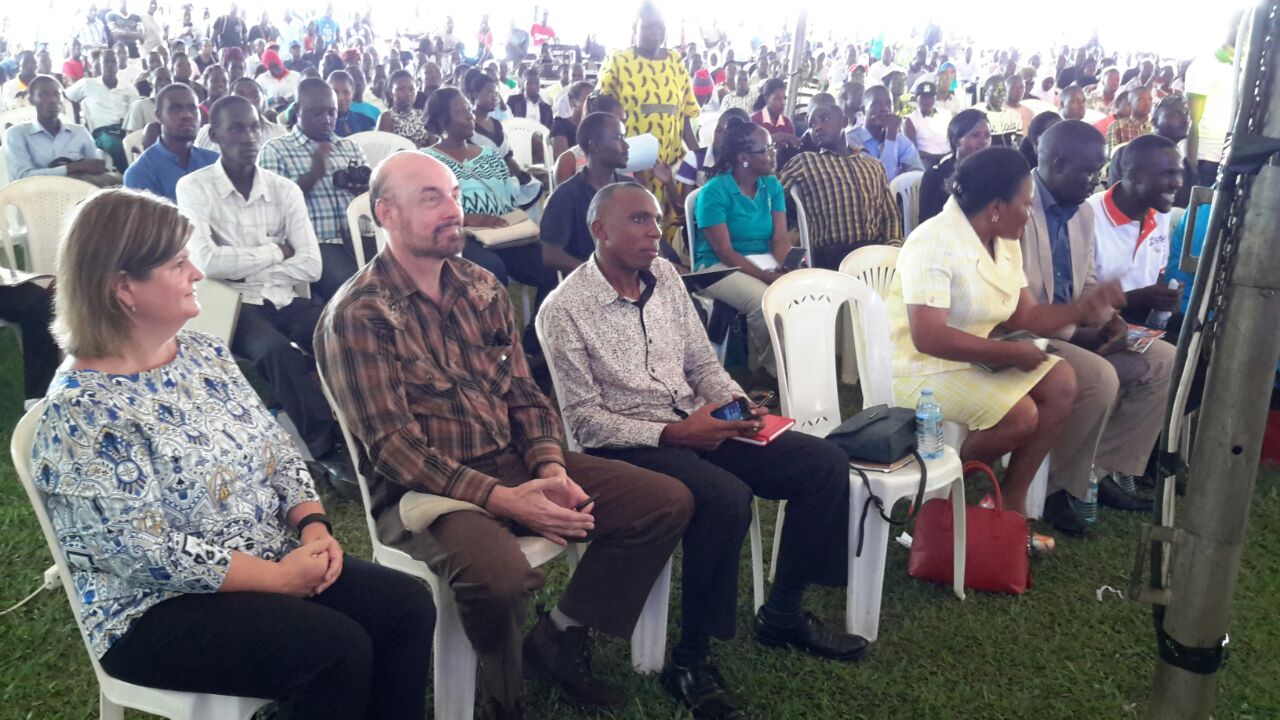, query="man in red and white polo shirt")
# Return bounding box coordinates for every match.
[1087,134,1185,316]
